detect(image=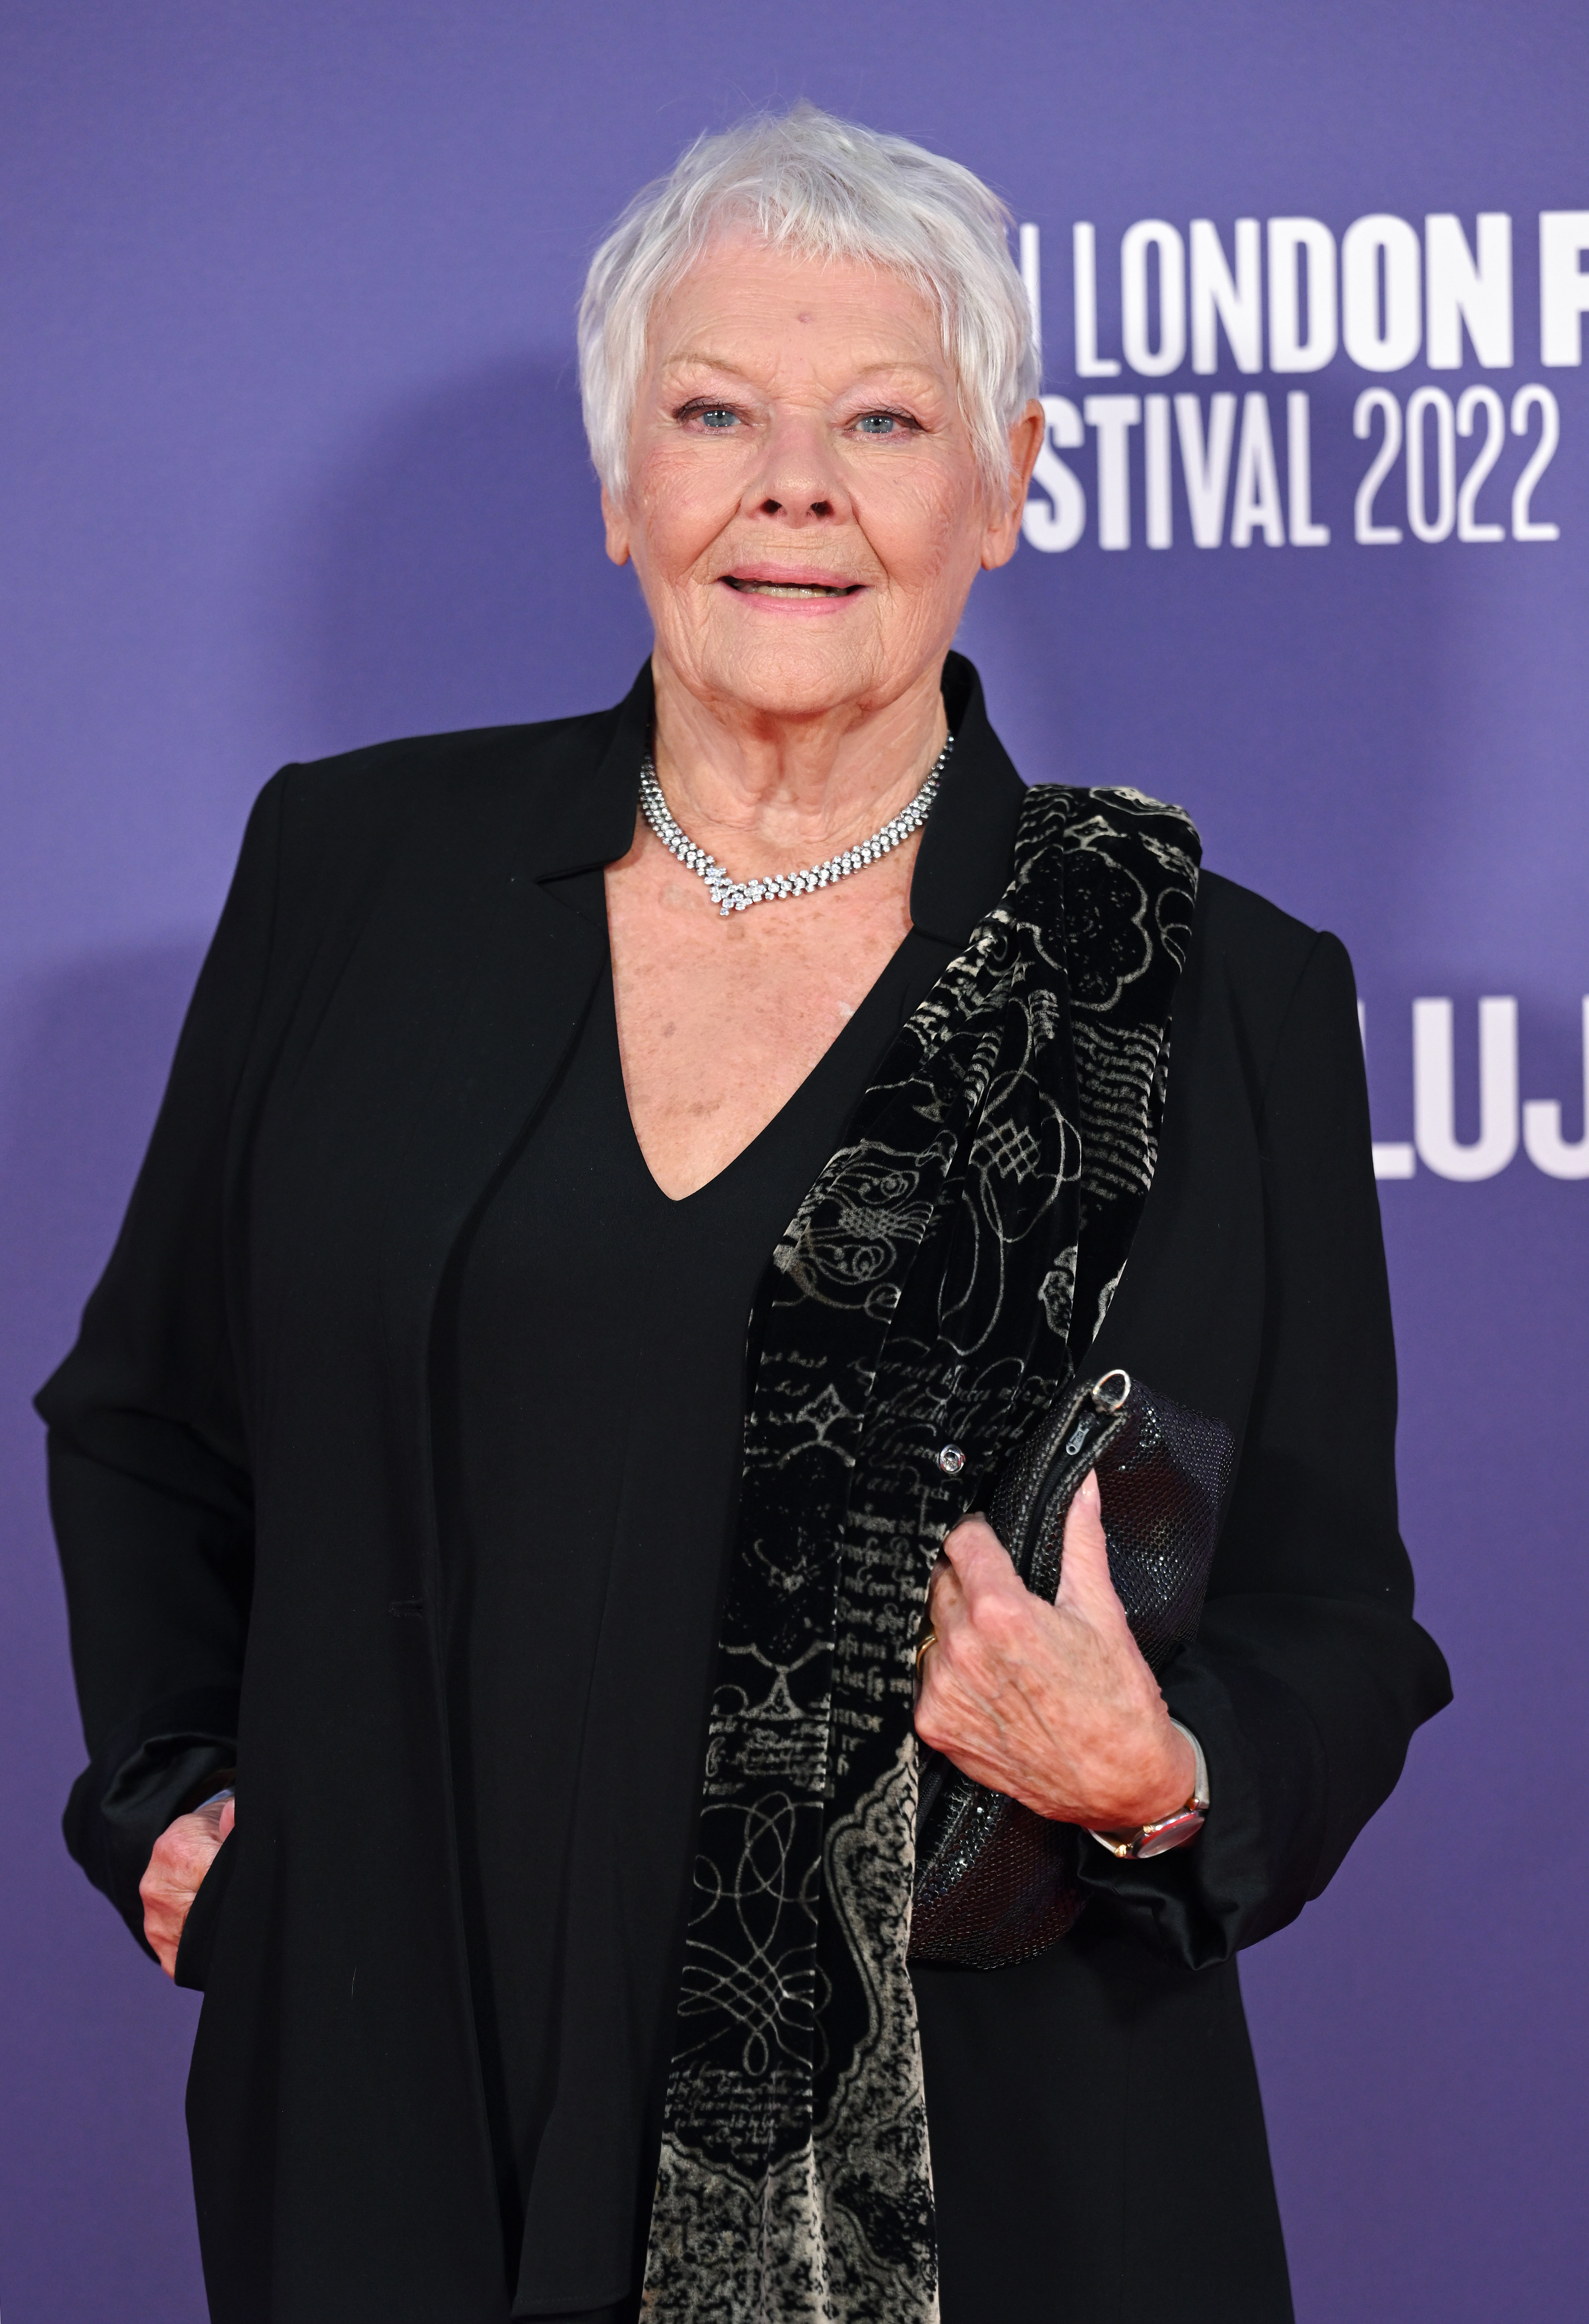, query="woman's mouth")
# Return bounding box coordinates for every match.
[721,576,864,597]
